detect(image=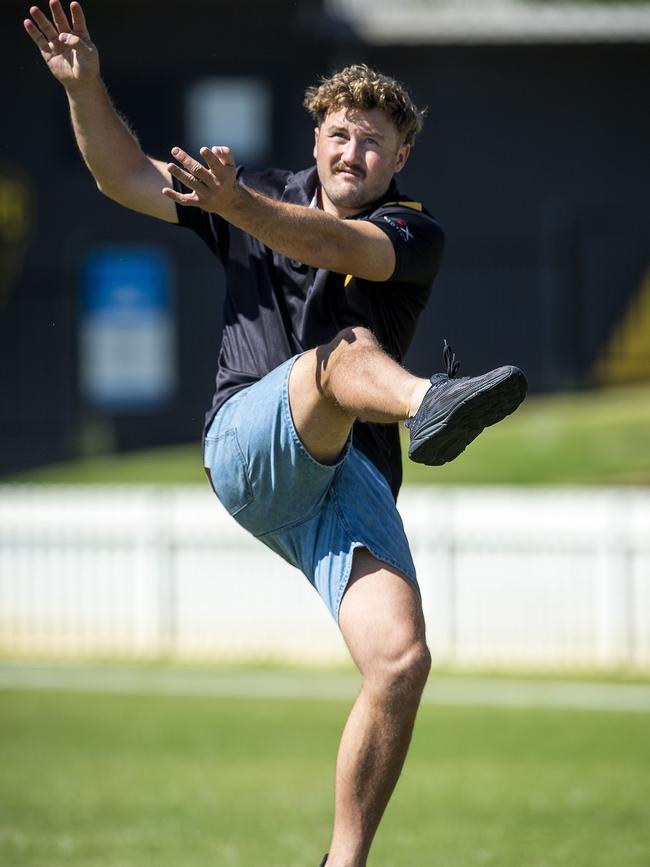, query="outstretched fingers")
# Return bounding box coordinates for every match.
[167,147,214,189]
[27,5,59,43]
[162,146,237,209]
[49,0,72,34]
[166,166,204,194]
[161,187,200,207]
[24,17,51,53]
[26,2,88,46]
[69,1,88,33]
[162,148,206,207]
[203,146,236,171]
[25,0,97,80]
